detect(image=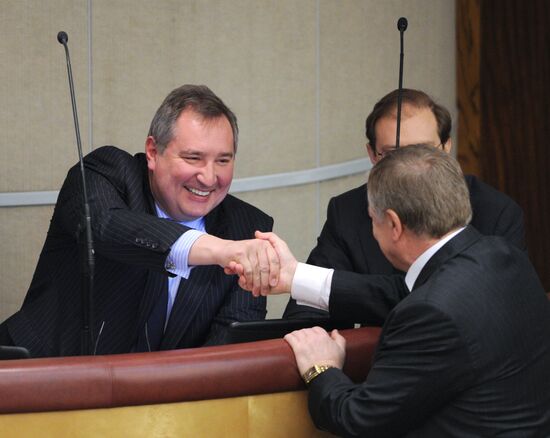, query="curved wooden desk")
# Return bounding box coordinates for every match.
[0,327,381,437]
